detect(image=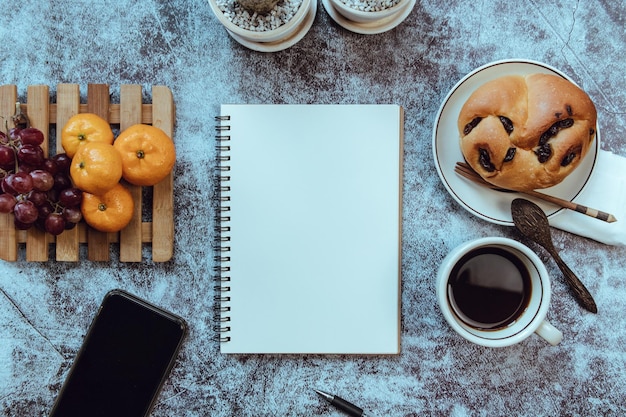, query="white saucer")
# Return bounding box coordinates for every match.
[226,0,317,52]
[432,59,600,226]
[322,0,415,35]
